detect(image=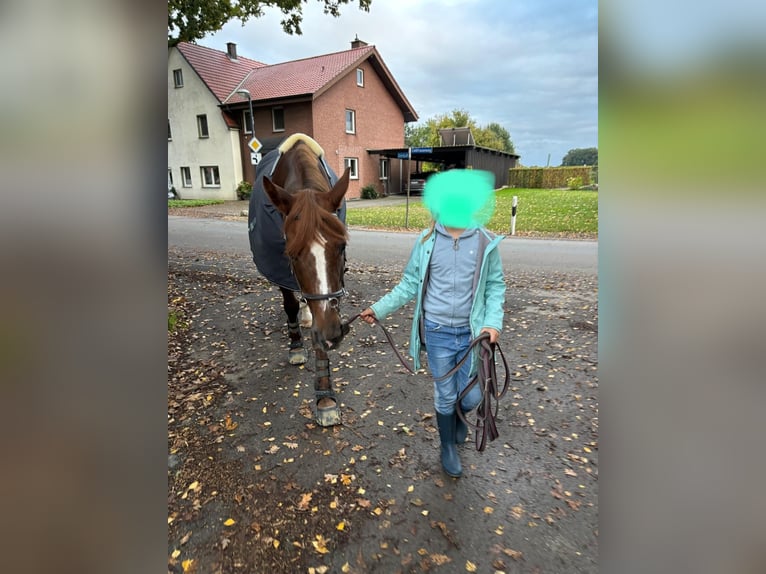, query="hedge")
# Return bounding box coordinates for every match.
[508,166,593,189]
